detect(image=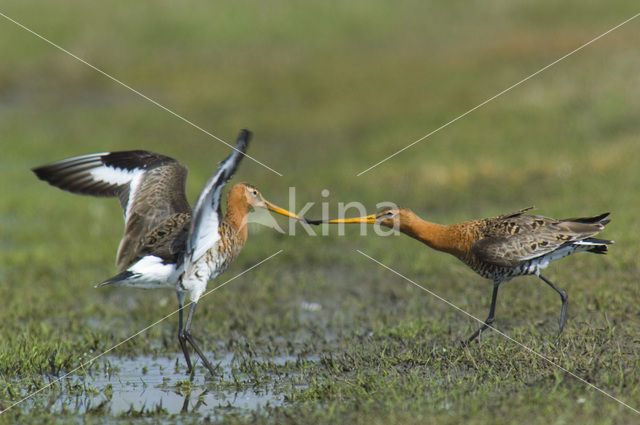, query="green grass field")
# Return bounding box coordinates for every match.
[1,1,639,423]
